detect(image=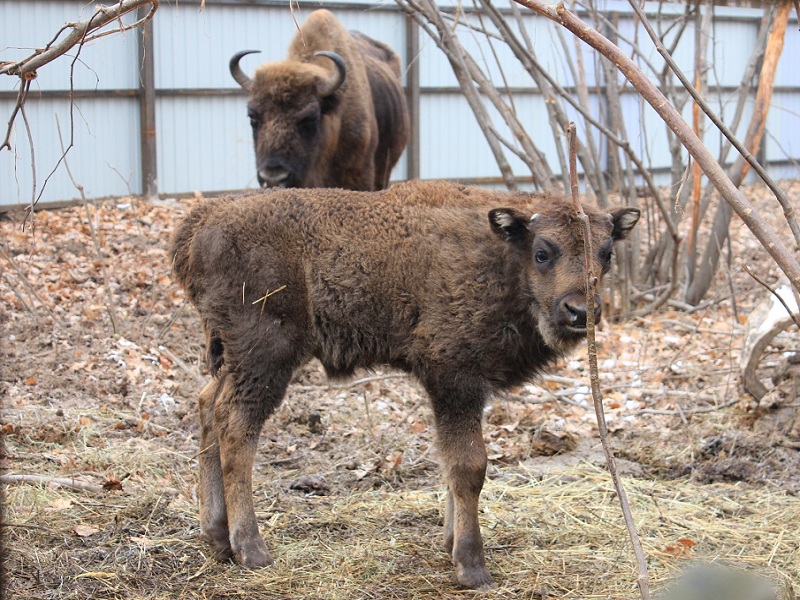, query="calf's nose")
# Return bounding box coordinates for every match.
[557,295,602,329]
